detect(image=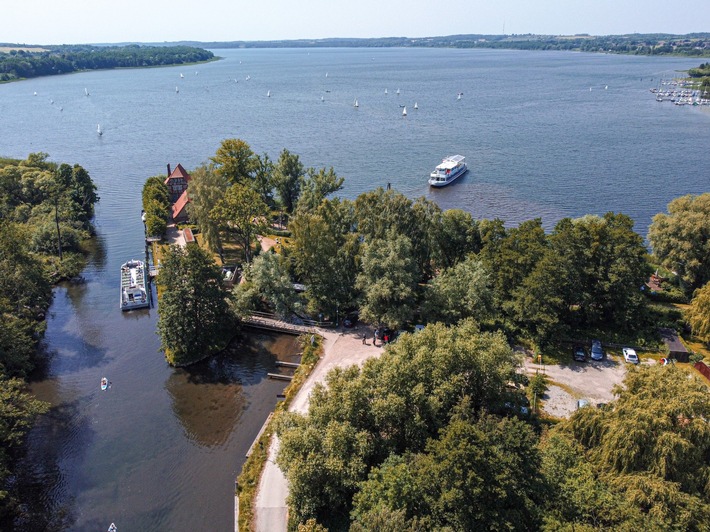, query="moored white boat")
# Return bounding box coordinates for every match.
[120,260,150,310]
[428,155,467,187]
